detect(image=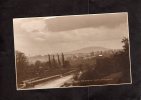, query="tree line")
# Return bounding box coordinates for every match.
[73,37,131,85]
[16,51,70,85]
